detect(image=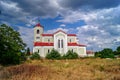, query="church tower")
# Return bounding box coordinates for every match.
[34,23,43,42]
